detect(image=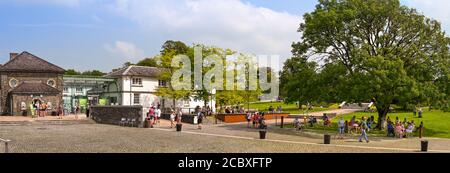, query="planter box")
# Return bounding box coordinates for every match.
[217,114,246,123]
